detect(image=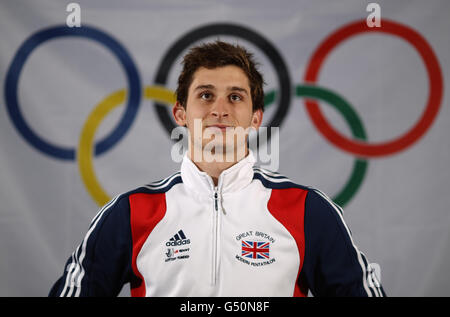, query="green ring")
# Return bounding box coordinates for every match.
[263,85,368,207]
